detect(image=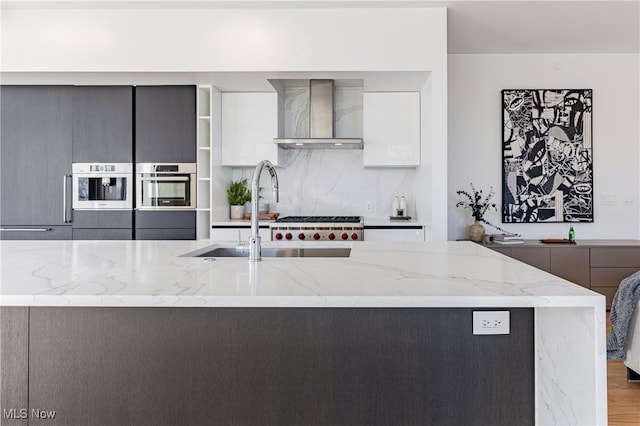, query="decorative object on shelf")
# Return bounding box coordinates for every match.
[456,183,497,242]
[244,212,279,221]
[390,194,411,220]
[502,89,593,223]
[468,221,485,243]
[227,179,251,220]
[540,238,576,244]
